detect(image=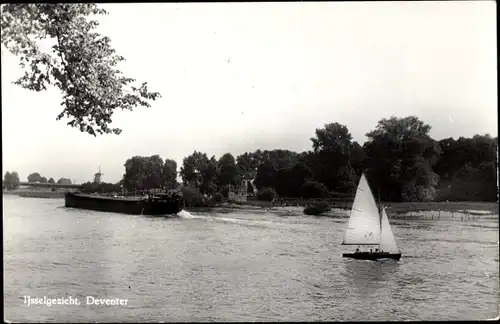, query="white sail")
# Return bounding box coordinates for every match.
[342,173,381,245]
[379,207,400,254]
